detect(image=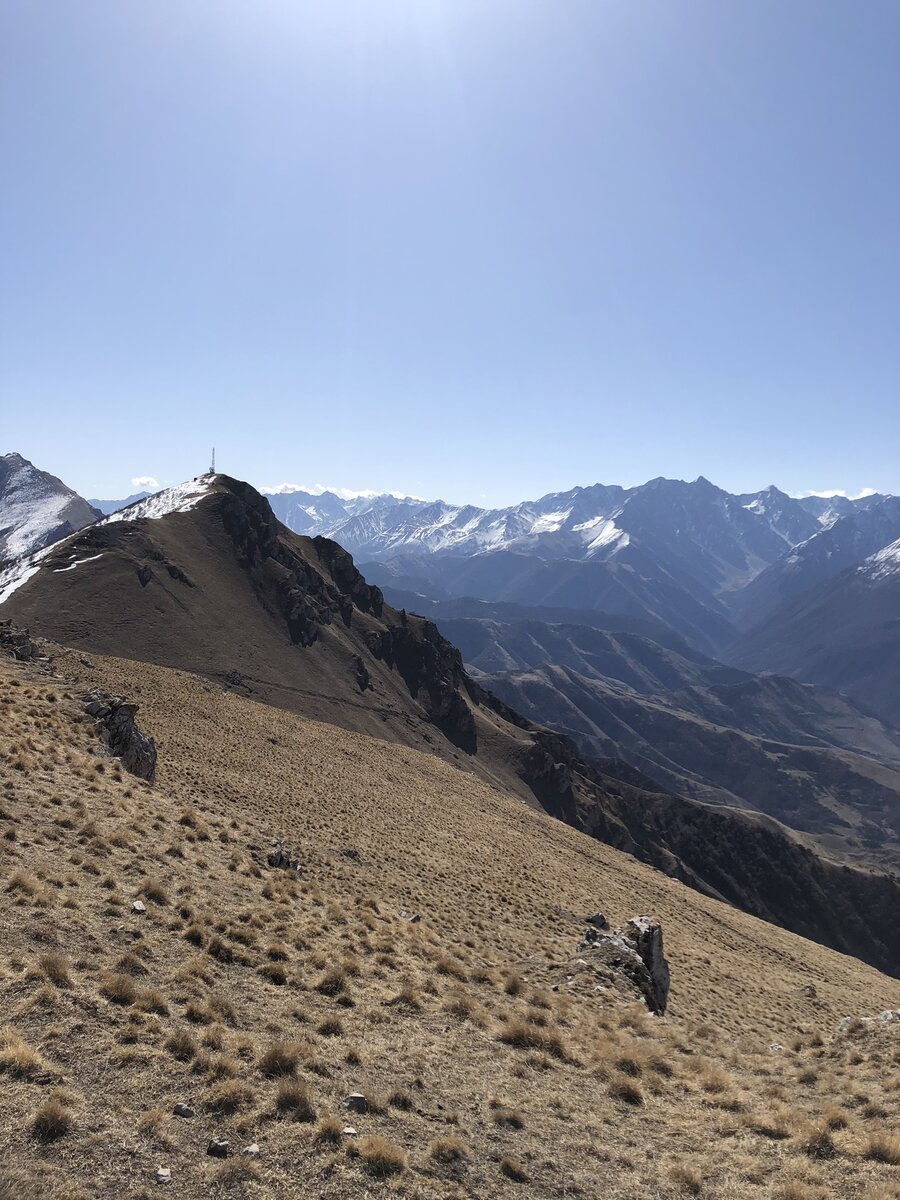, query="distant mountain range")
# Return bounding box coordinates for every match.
[260,478,900,658]
[87,490,150,516]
